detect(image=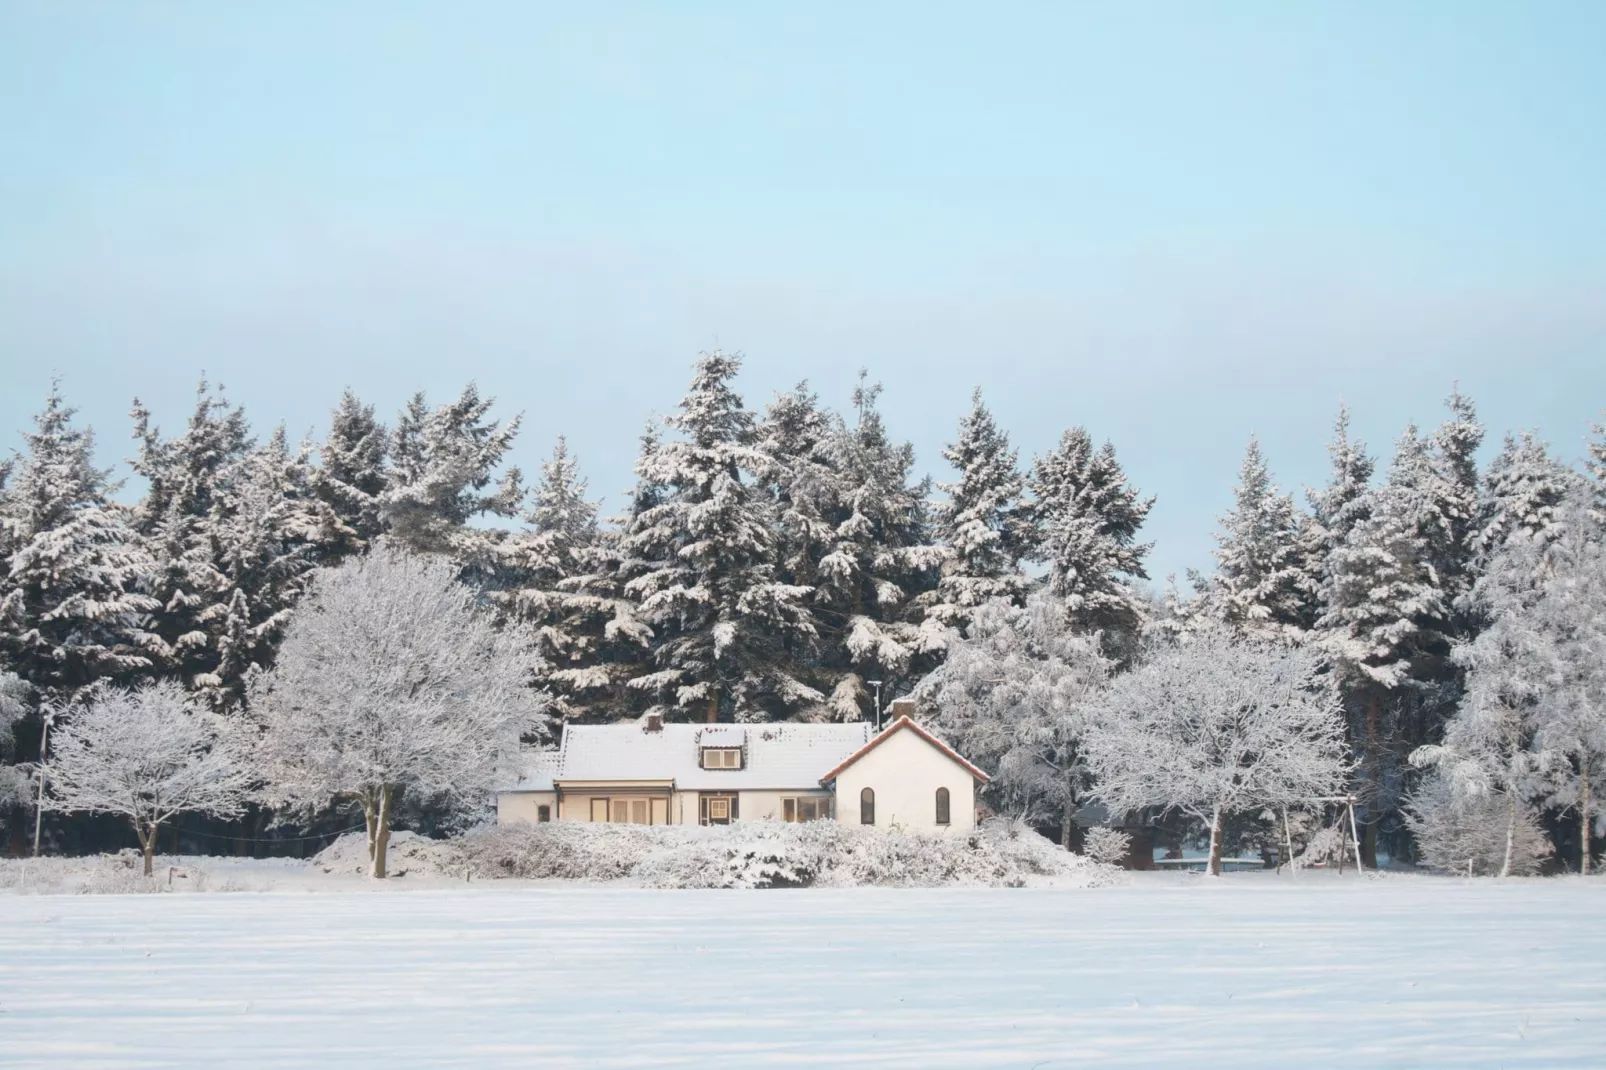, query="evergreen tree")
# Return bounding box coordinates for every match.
[201,427,331,707]
[382,385,524,568]
[128,380,252,692]
[931,388,1030,628]
[1299,404,1374,628]
[1423,387,1485,636]
[1473,432,1579,572]
[1026,426,1153,649]
[498,438,624,723]
[622,351,817,722]
[130,379,252,532]
[0,385,156,701]
[812,374,943,715]
[1204,438,1307,641]
[1587,415,1606,515]
[1316,427,1449,863]
[314,388,389,561]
